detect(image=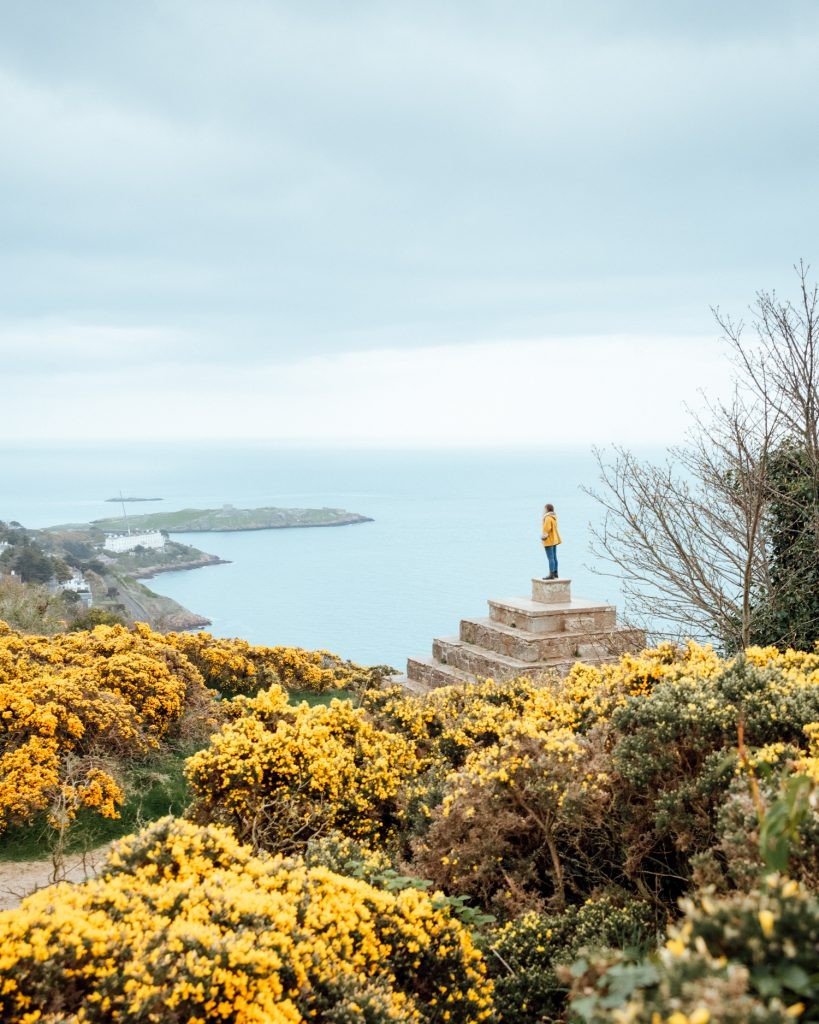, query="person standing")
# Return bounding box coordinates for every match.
[541,503,561,579]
